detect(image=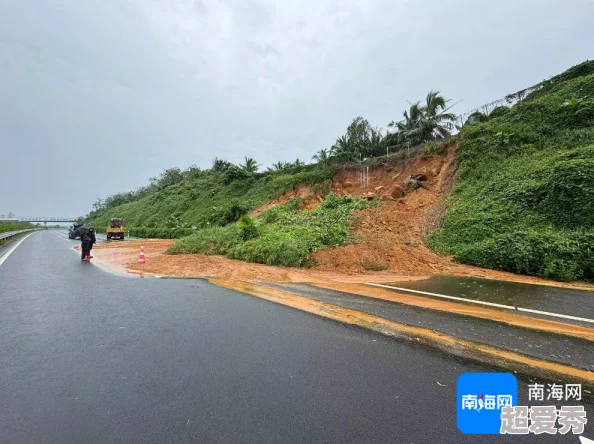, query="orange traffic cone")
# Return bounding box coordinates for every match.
[138,246,146,264]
